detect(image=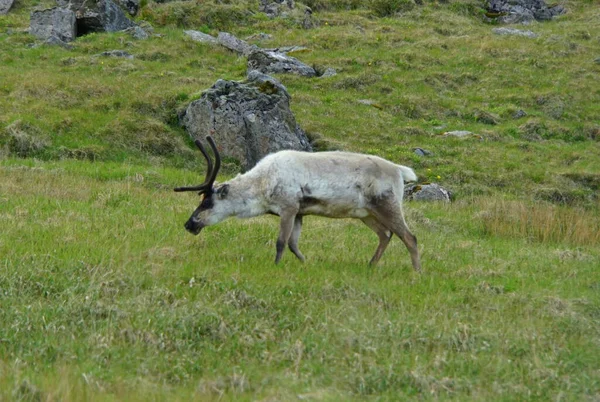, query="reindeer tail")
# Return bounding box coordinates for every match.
[398,166,417,183]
